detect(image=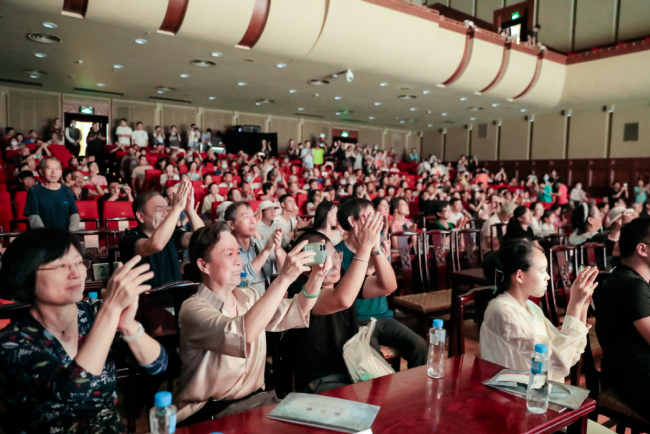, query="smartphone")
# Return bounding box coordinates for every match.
[304,242,327,266]
[623,183,627,187]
